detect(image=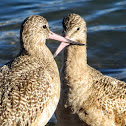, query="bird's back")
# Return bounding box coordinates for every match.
[0,55,60,126]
